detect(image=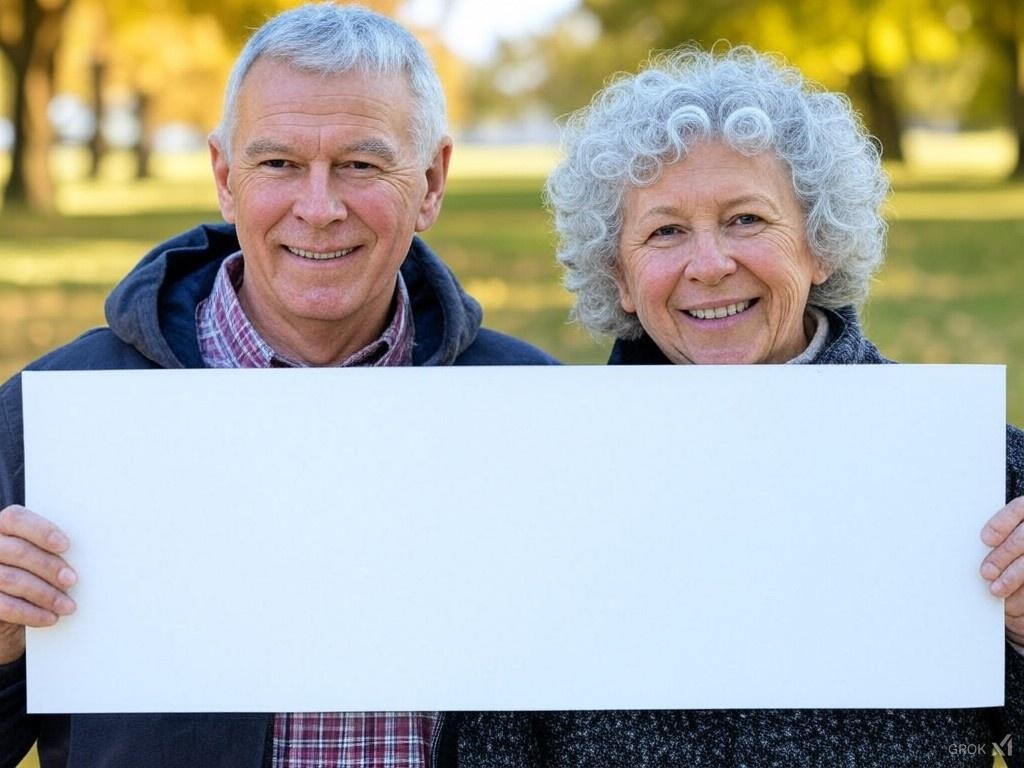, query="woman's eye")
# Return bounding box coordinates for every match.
[734,213,762,226]
[650,225,682,238]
